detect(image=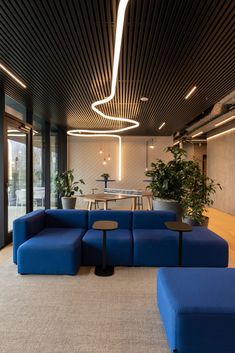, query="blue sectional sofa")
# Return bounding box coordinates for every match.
[157,268,235,353]
[13,209,228,274]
